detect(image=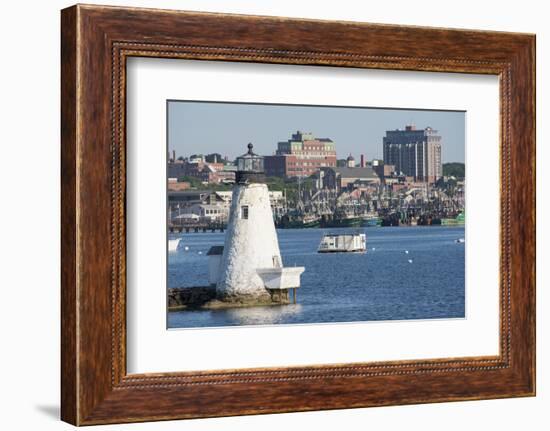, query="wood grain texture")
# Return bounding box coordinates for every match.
[60,4,536,425]
[60,5,78,425]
